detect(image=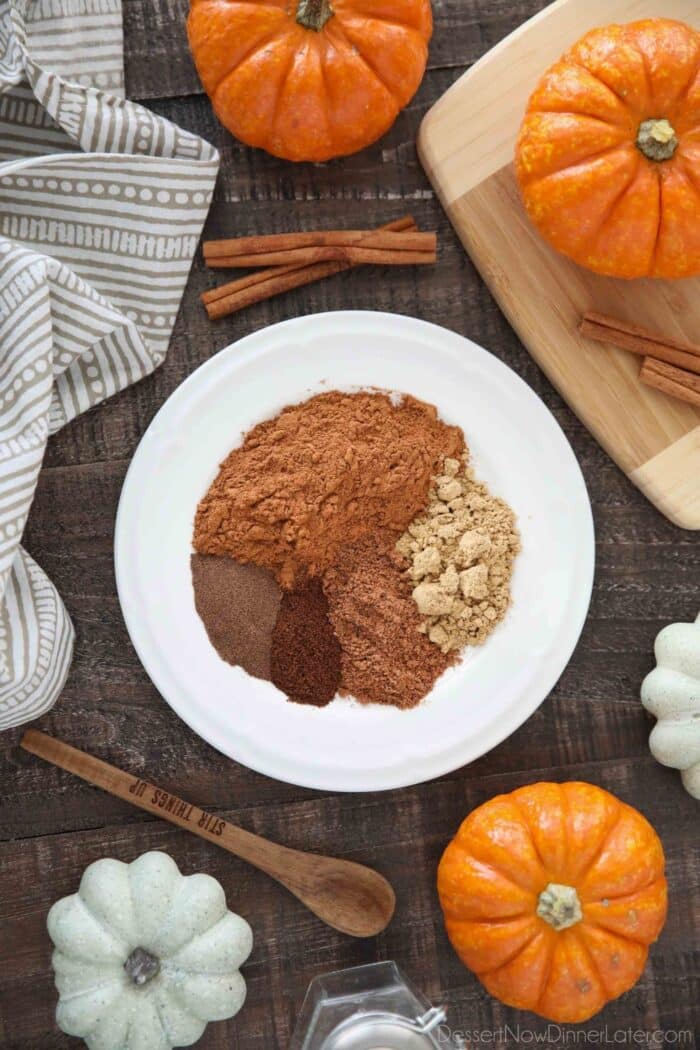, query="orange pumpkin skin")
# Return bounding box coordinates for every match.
[187,0,432,163]
[437,782,667,1024]
[515,19,700,279]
